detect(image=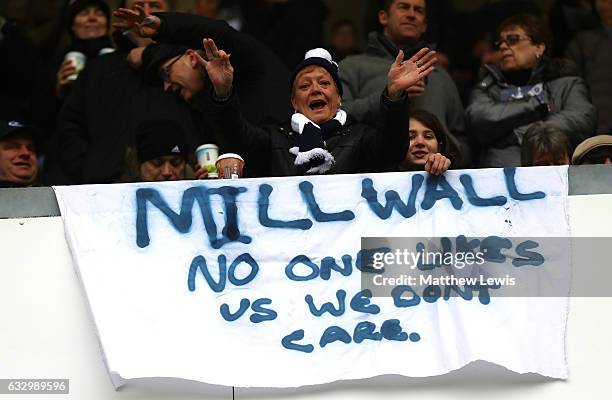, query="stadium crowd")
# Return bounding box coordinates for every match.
[0,0,611,188]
